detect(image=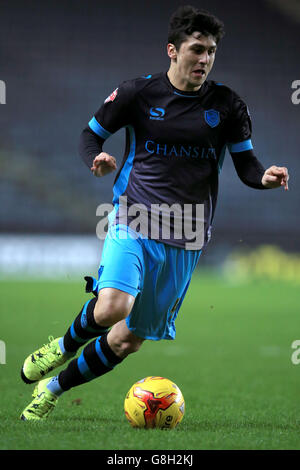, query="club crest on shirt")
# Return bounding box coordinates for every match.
[204,109,220,128]
[104,88,118,103]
